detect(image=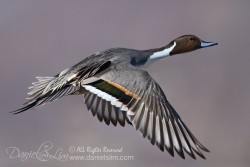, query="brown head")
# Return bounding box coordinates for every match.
[169,35,218,55]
